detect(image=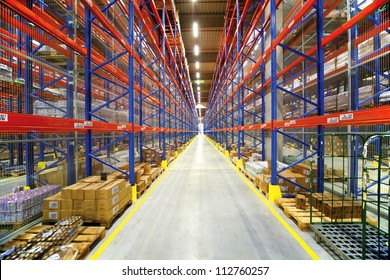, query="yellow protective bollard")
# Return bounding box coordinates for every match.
[161,160,168,170]
[224,150,230,157]
[131,185,137,203]
[174,151,179,157]
[373,155,379,167]
[236,159,243,168]
[37,161,47,171]
[268,184,282,204]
